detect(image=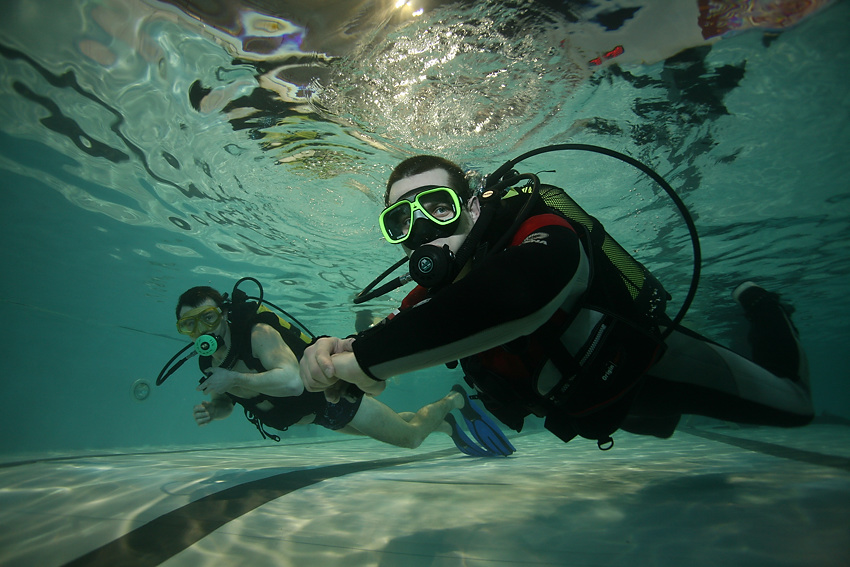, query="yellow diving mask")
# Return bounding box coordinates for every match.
[176,306,222,336]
